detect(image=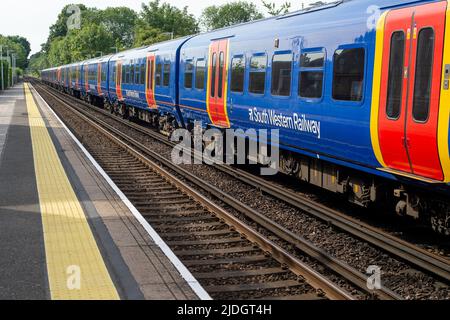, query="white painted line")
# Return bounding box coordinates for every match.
[29,83,212,301]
